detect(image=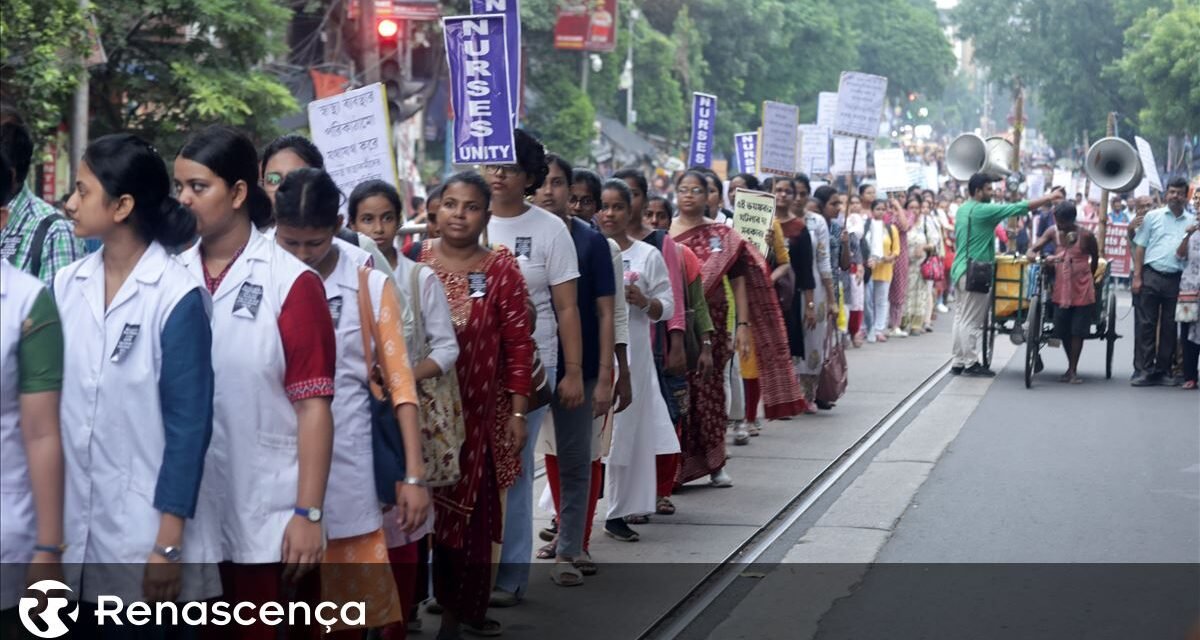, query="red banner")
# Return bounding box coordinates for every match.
[553,0,617,51]
[1079,221,1131,278]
